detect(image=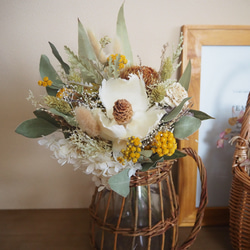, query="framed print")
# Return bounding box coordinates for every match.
[178,25,250,226]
